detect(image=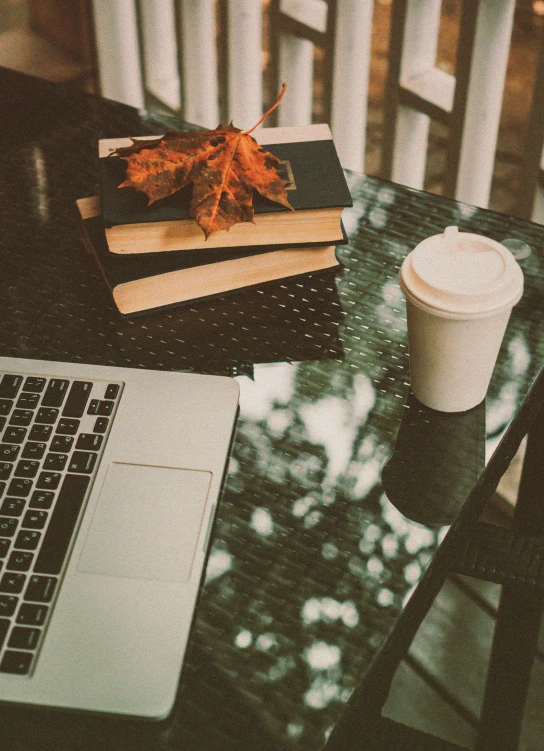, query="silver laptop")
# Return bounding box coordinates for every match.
[0,355,239,719]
